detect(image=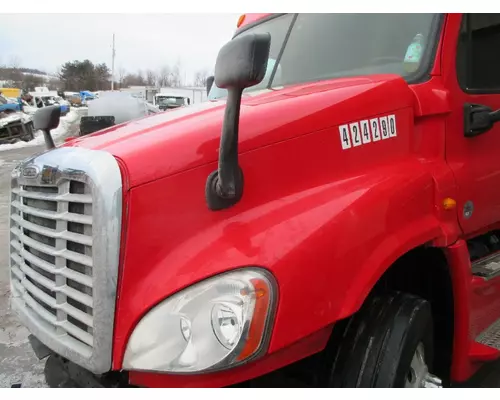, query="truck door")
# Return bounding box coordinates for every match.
[444,13,500,235]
